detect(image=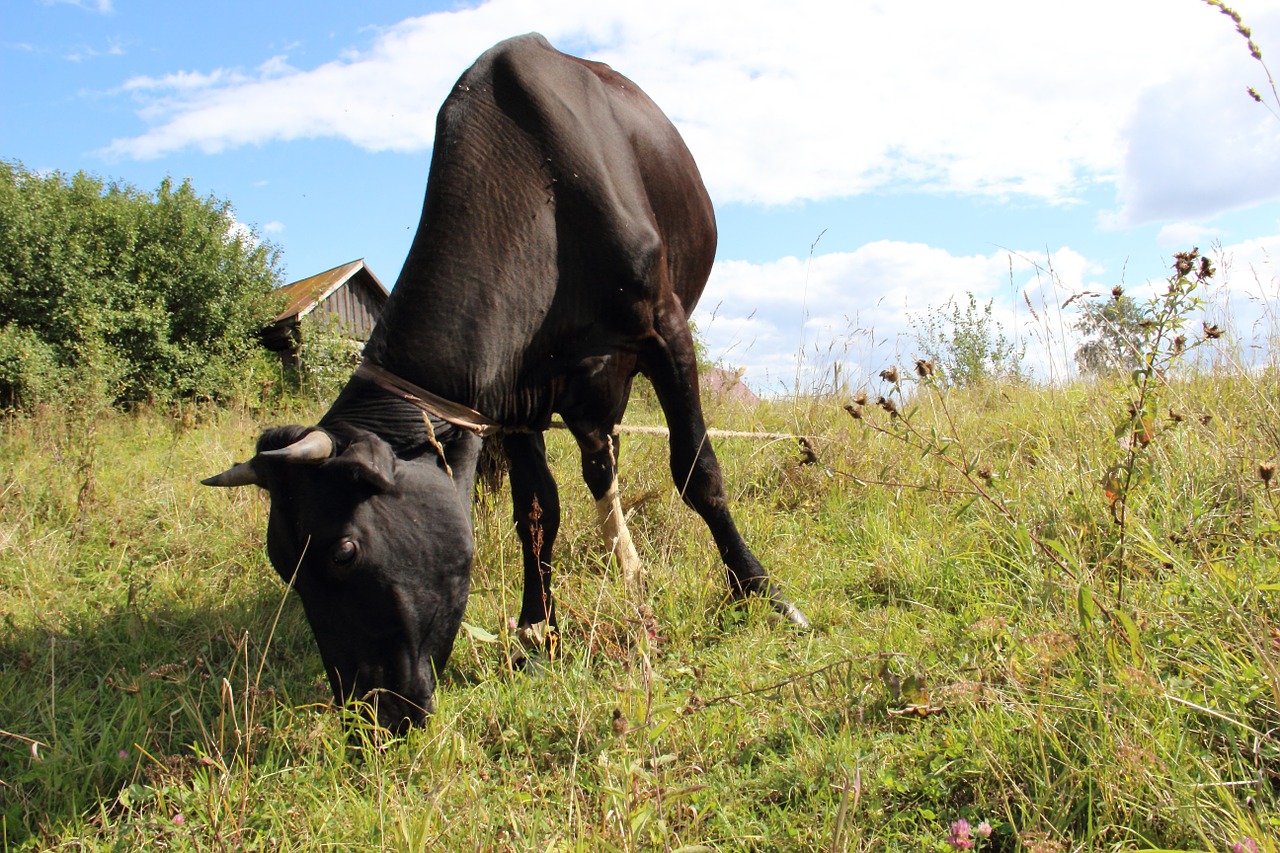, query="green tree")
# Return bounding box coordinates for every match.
[913,292,1026,387]
[1073,293,1147,376]
[0,161,284,407]
[293,312,365,400]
